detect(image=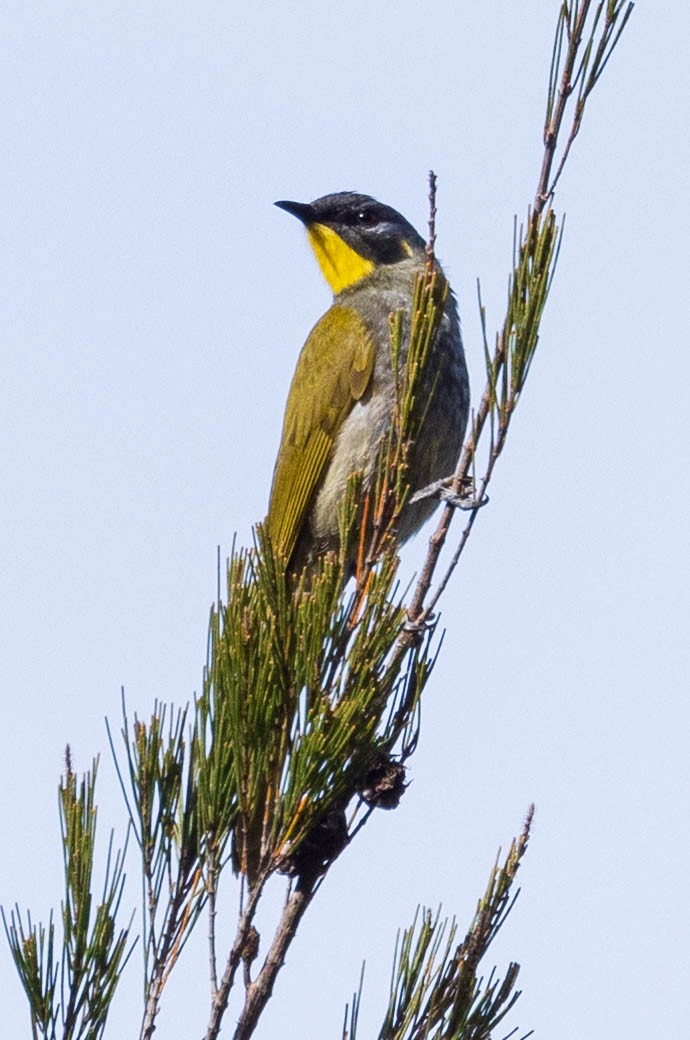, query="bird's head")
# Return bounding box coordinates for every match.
[275,191,426,294]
